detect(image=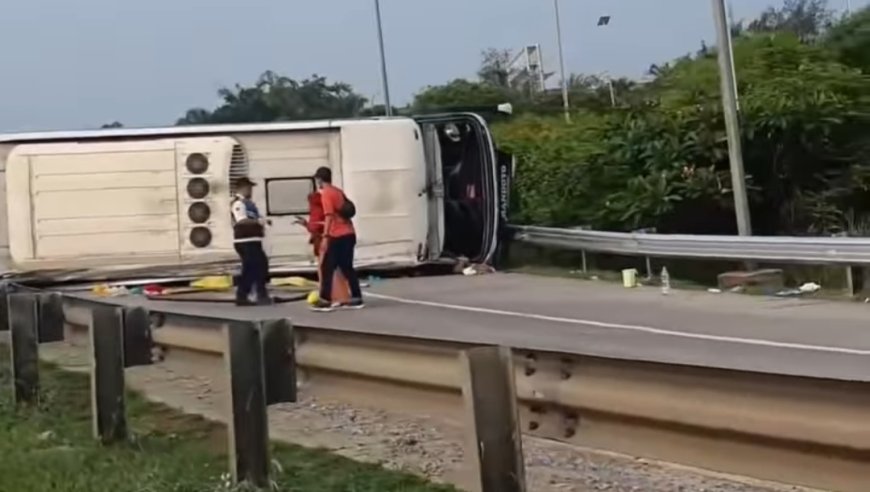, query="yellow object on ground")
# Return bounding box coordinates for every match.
[272,276,318,288]
[92,284,111,296]
[621,268,638,288]
[91,284,129,297]
[307,290,320,305]
[190,275,233,290]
